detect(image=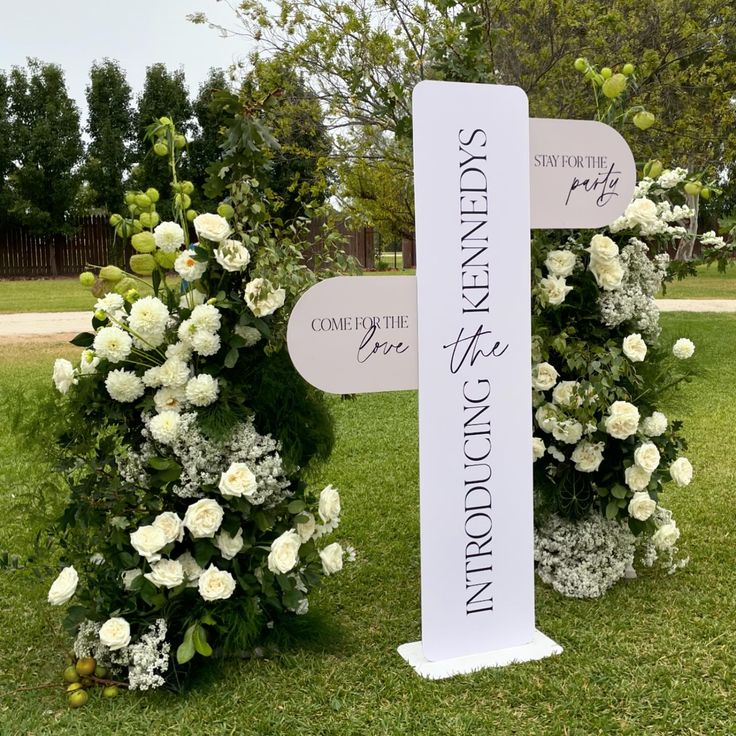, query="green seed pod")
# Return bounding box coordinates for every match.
[217,203,235,219]
[684,181,702,196]
[91,279,108,299]
[132,219,143,234]
[131,231,156,253]
[175,193,192,210]
[700,187,711,200]
[135,194,152,209]
[145,187,160,203]
[100,265,124,283]
[633,110,655,130]
[602,73,627,98]
[643,159,663,179]
[130,253,157,276]
[139,211,160,229]
[622,63,635,76]
[109,213,123,227]
[574,57,587,72]
[186,209,198,222]
[154,250,178,270]
[78,272,96,288]
[174,134,186,149]
[600,67,612,79]
[114,277,137,296]
[124,192,137,205]
[153,142,169,157]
